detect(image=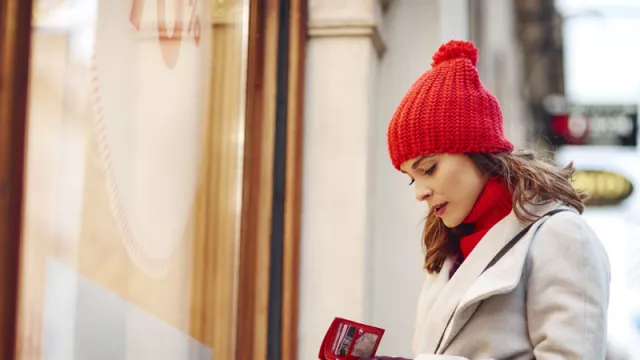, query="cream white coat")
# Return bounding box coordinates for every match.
[412,201,611,360]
